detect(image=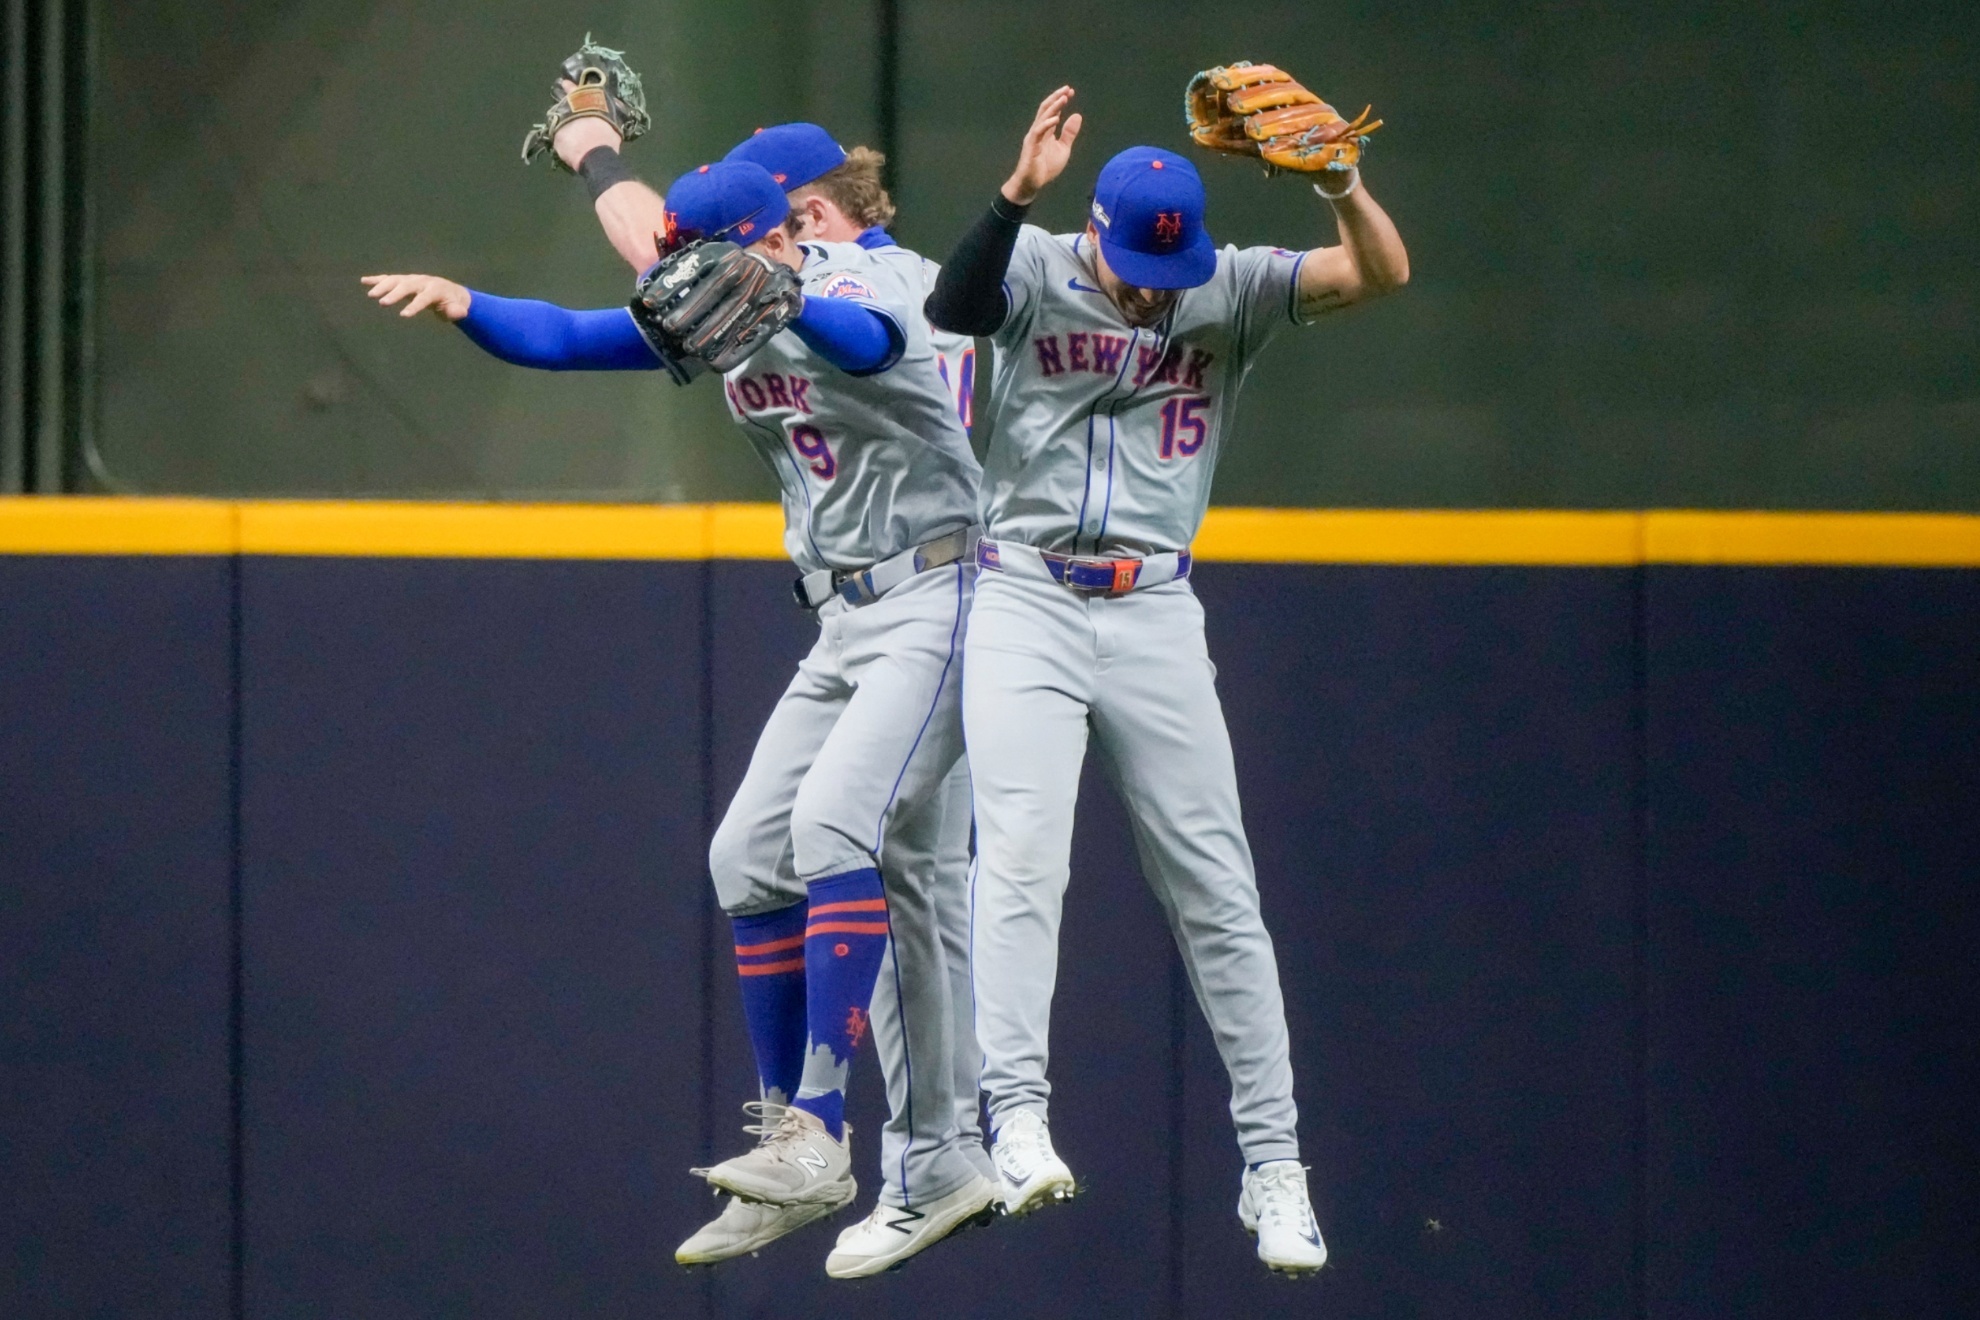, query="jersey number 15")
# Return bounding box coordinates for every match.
[1158,397,1209,460]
